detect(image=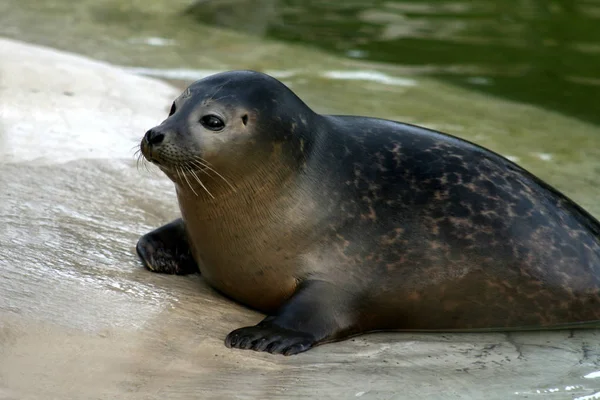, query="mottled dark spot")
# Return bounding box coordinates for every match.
[472,214,489,226]
[450,203,470,218]
[479,179,500,197]
[447,173,459,184]
[489,216,505,231]
[515,196,534,216]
